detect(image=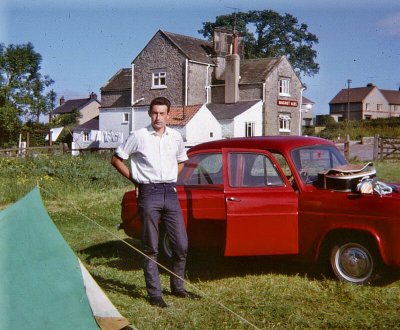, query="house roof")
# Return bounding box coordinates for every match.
[302,96,314,105]
[151,30,215,65]
[207,100,261,120]
[239,57,282,84]
[53,97,100,115]
[167,105,203,126]
[101,68,131,92]
[329,85,376,104]
[74,116,99,131]
[381,89,400,105]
